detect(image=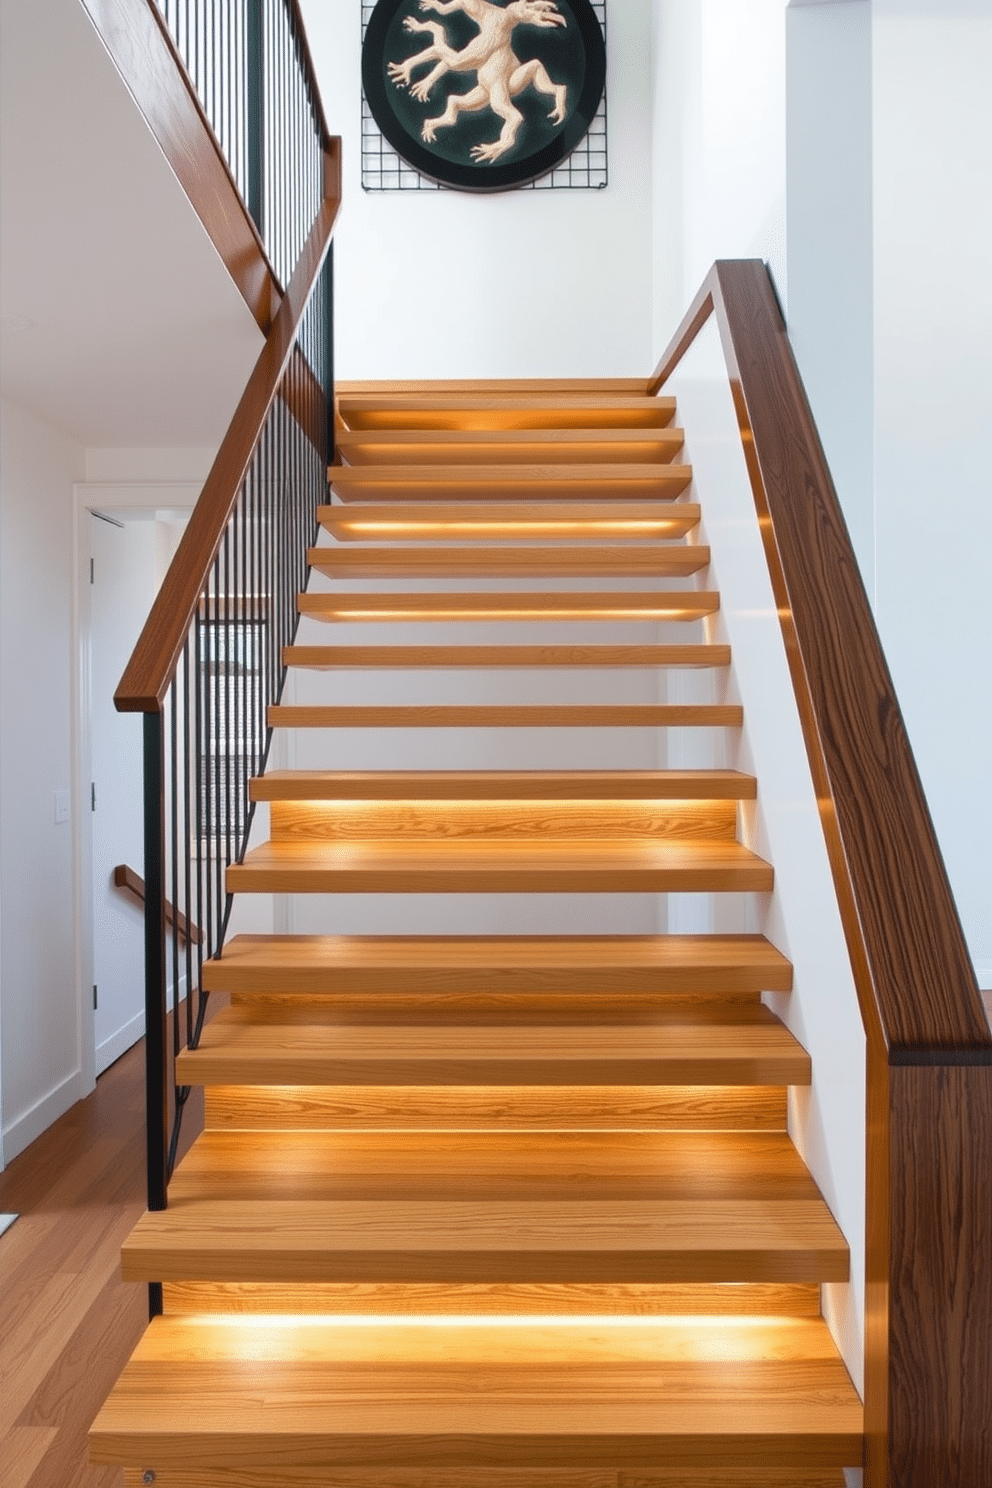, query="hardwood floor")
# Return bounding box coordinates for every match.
[0,1040,199,1488]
